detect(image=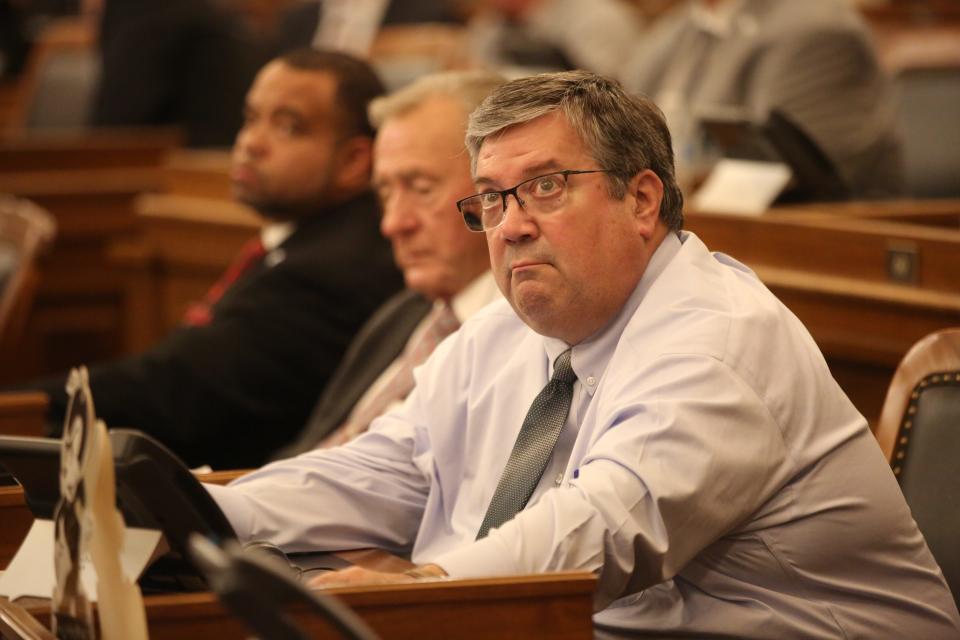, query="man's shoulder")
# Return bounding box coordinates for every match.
[757,0,864,41]
[461,297,520,332]
[620,233,792,364]
[442,297,532,362]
